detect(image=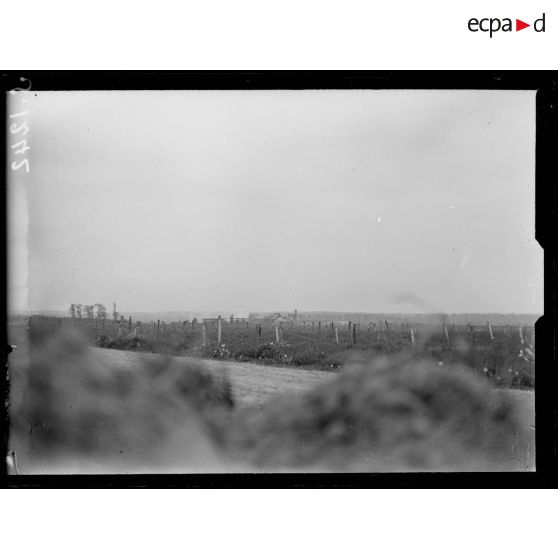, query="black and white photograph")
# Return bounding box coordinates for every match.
[5,78,543,477]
